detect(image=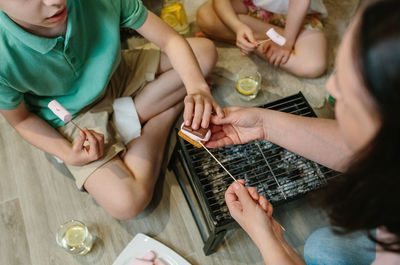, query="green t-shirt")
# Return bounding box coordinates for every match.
[0,0,147,127]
